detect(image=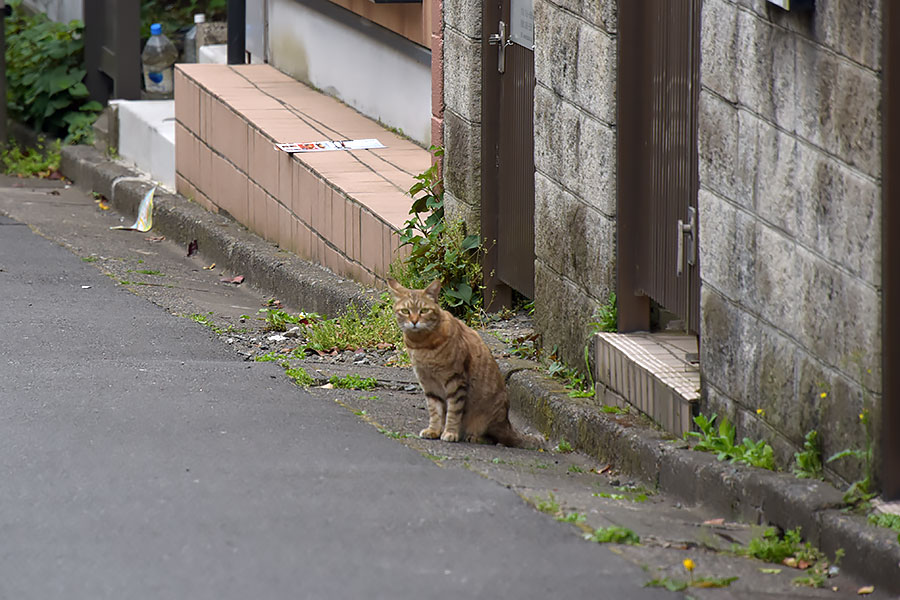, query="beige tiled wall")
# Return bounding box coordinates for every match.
[174,63,428,288]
